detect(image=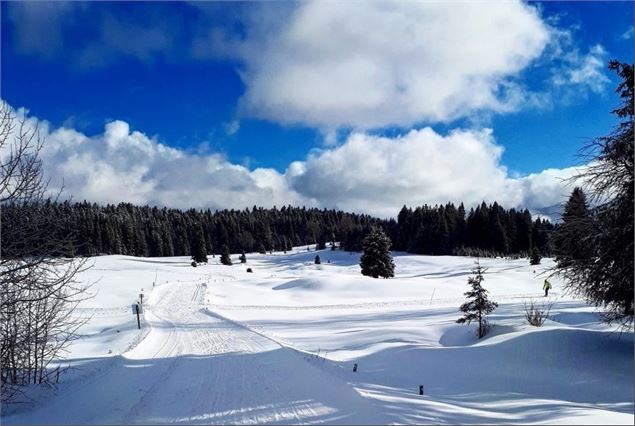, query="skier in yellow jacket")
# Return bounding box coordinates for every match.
[543,279,552,297]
